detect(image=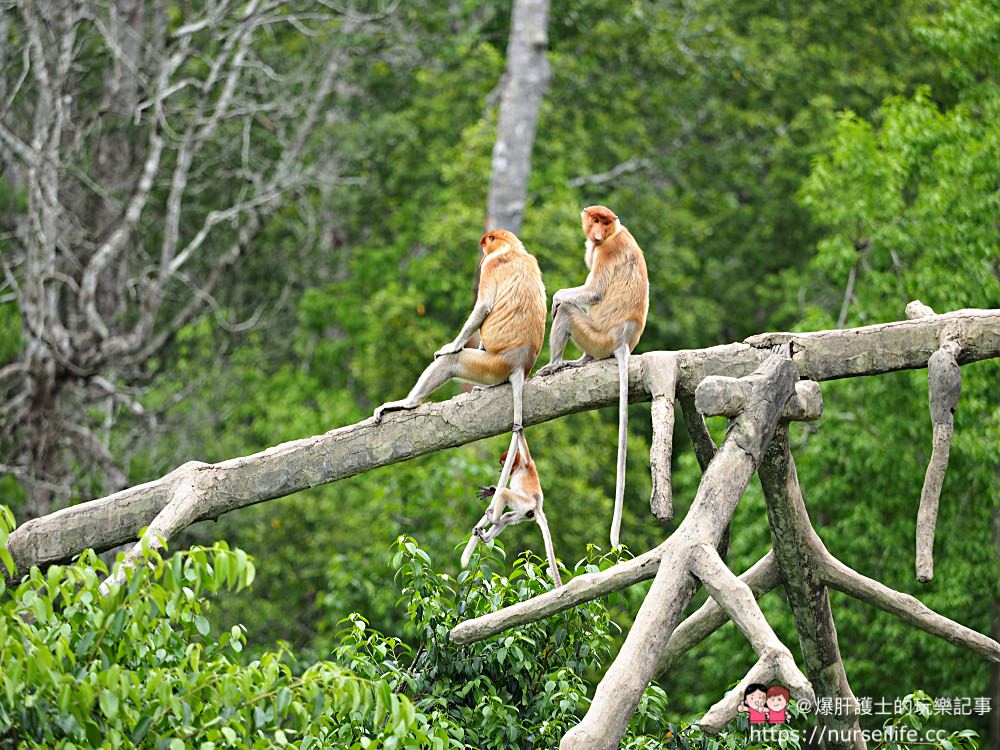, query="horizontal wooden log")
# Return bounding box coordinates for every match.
[696,378,823,420]
[8,308,1000,575]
